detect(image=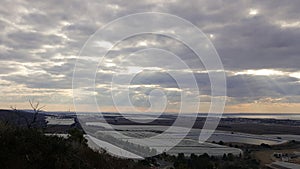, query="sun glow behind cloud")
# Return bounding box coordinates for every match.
[278,21,300,28]
[235,69,284,76]
[234,69,300,80]
[248,8,259,16]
